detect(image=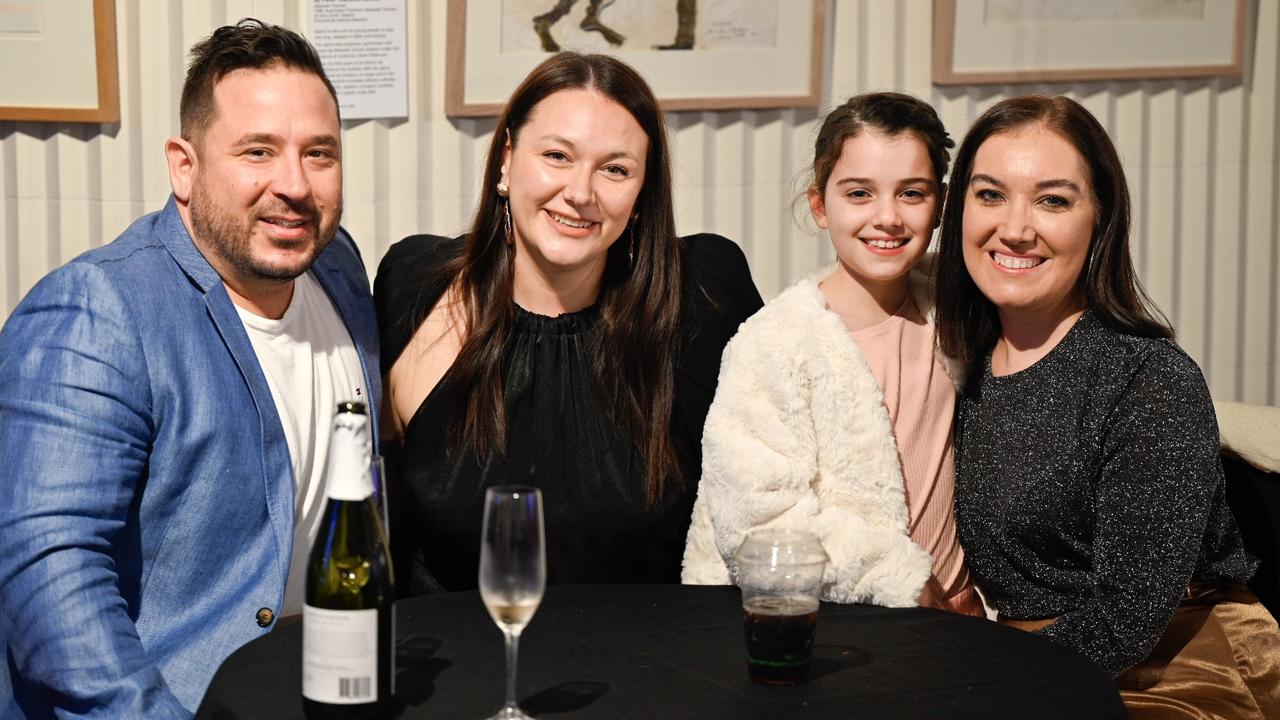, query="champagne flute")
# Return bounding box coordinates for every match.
[479,486,546,720]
